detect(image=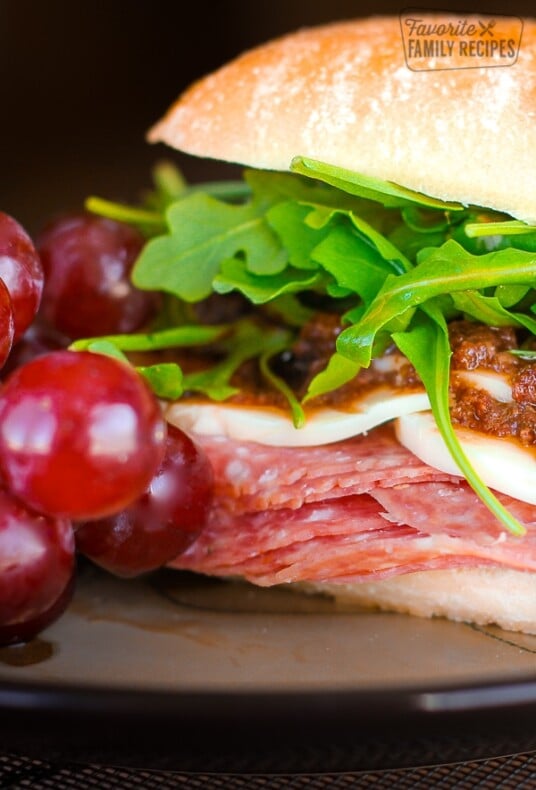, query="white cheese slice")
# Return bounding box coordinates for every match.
[396,412,536,505]
[397,368,536,504]
[166,387,430,447]
[456,370,513,402]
